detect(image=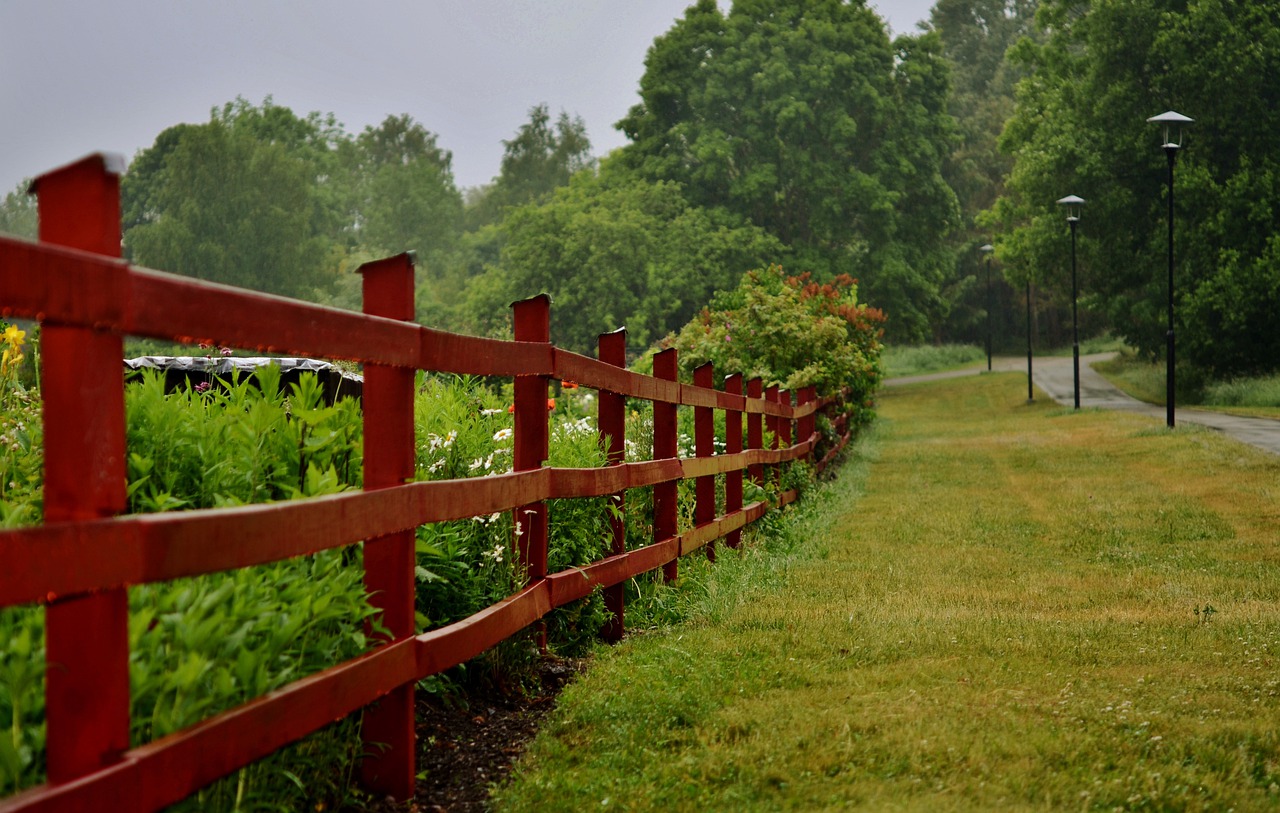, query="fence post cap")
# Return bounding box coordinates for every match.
[29,152,126,194]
